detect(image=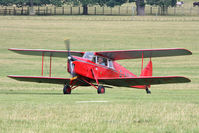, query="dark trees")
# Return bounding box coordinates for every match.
[0,0,63,7]
[146,0,177,15]
[135,0,145,16]
[66,0,128,15]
